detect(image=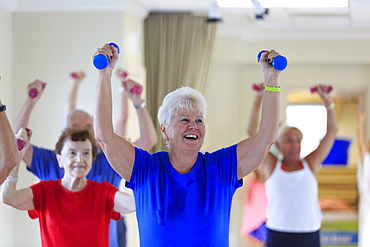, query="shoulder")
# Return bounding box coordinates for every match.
[31,180,59,194]
[91,181,118,191]
[32,145,54,154]
[203,145,237,158]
